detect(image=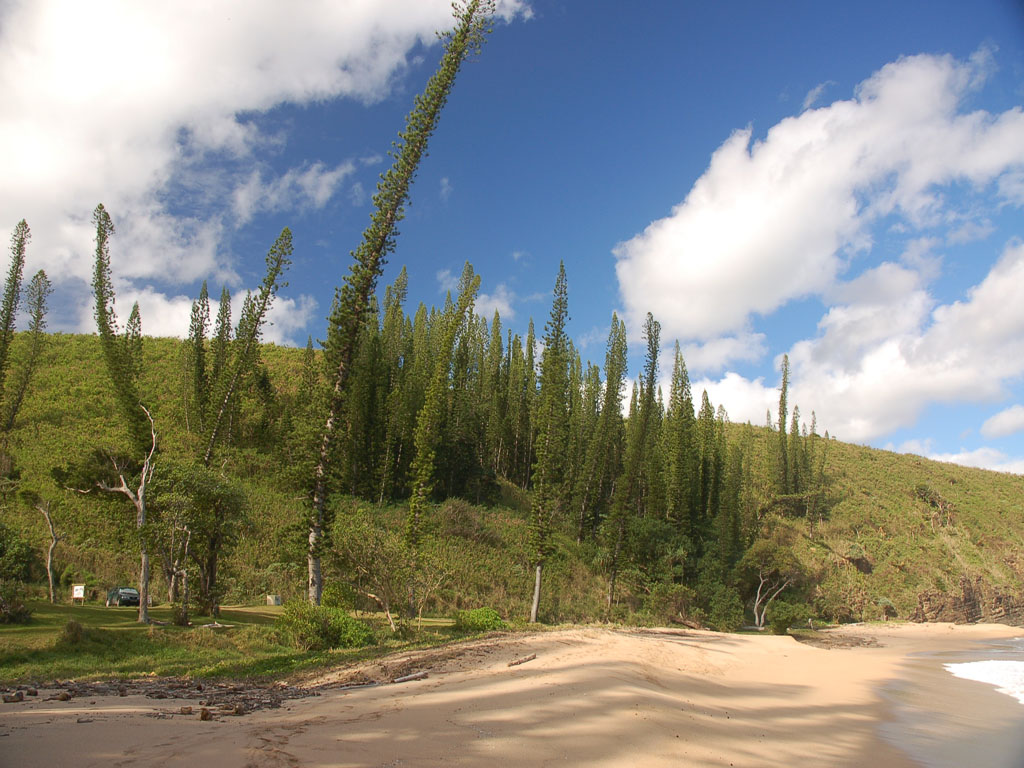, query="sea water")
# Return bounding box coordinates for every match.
[879,636,1024,768]
[945,637,1024,705]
